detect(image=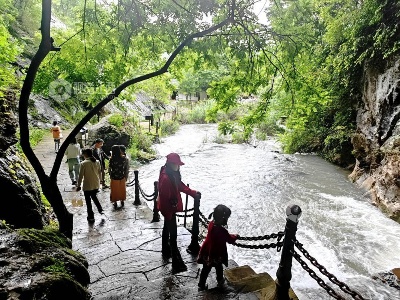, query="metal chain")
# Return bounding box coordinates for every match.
[126,178,135,187]
[138,183,155,199]
[199,211,210,224]
[294,241,366,300]
[199,217,209,228]
[292,251,346,299]
[234,241,284,250]
[237,231,285,241]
